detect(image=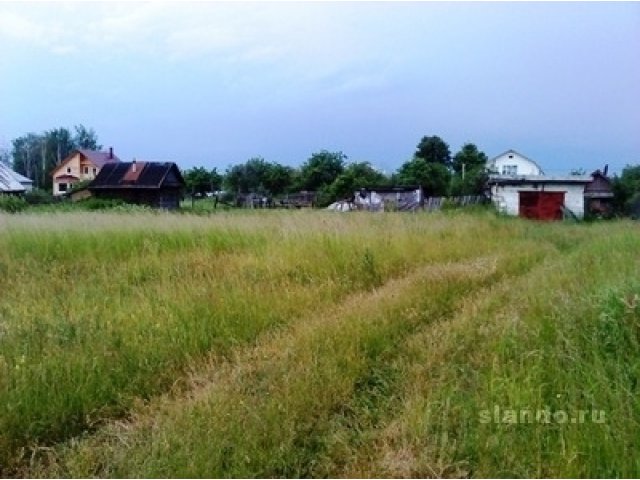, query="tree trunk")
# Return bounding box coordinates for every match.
[41,140,47,189]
